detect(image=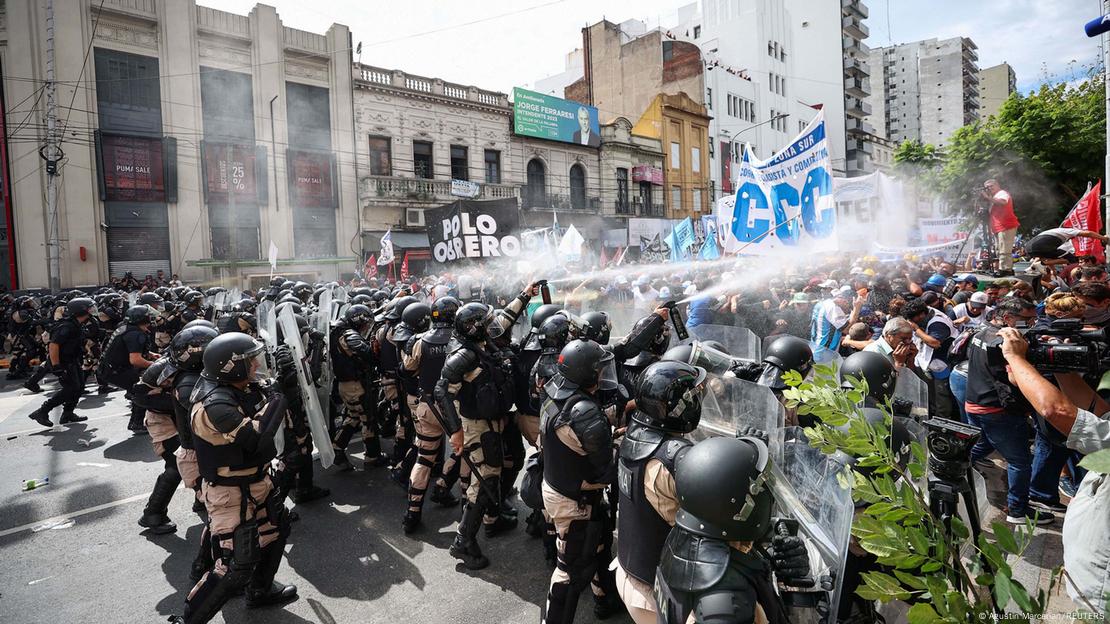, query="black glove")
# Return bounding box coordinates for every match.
[736,425,769,444]
[729,360,764,382]
[769,524,814,588]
